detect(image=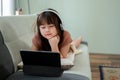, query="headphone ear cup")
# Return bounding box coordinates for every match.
[60,24,63,30]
